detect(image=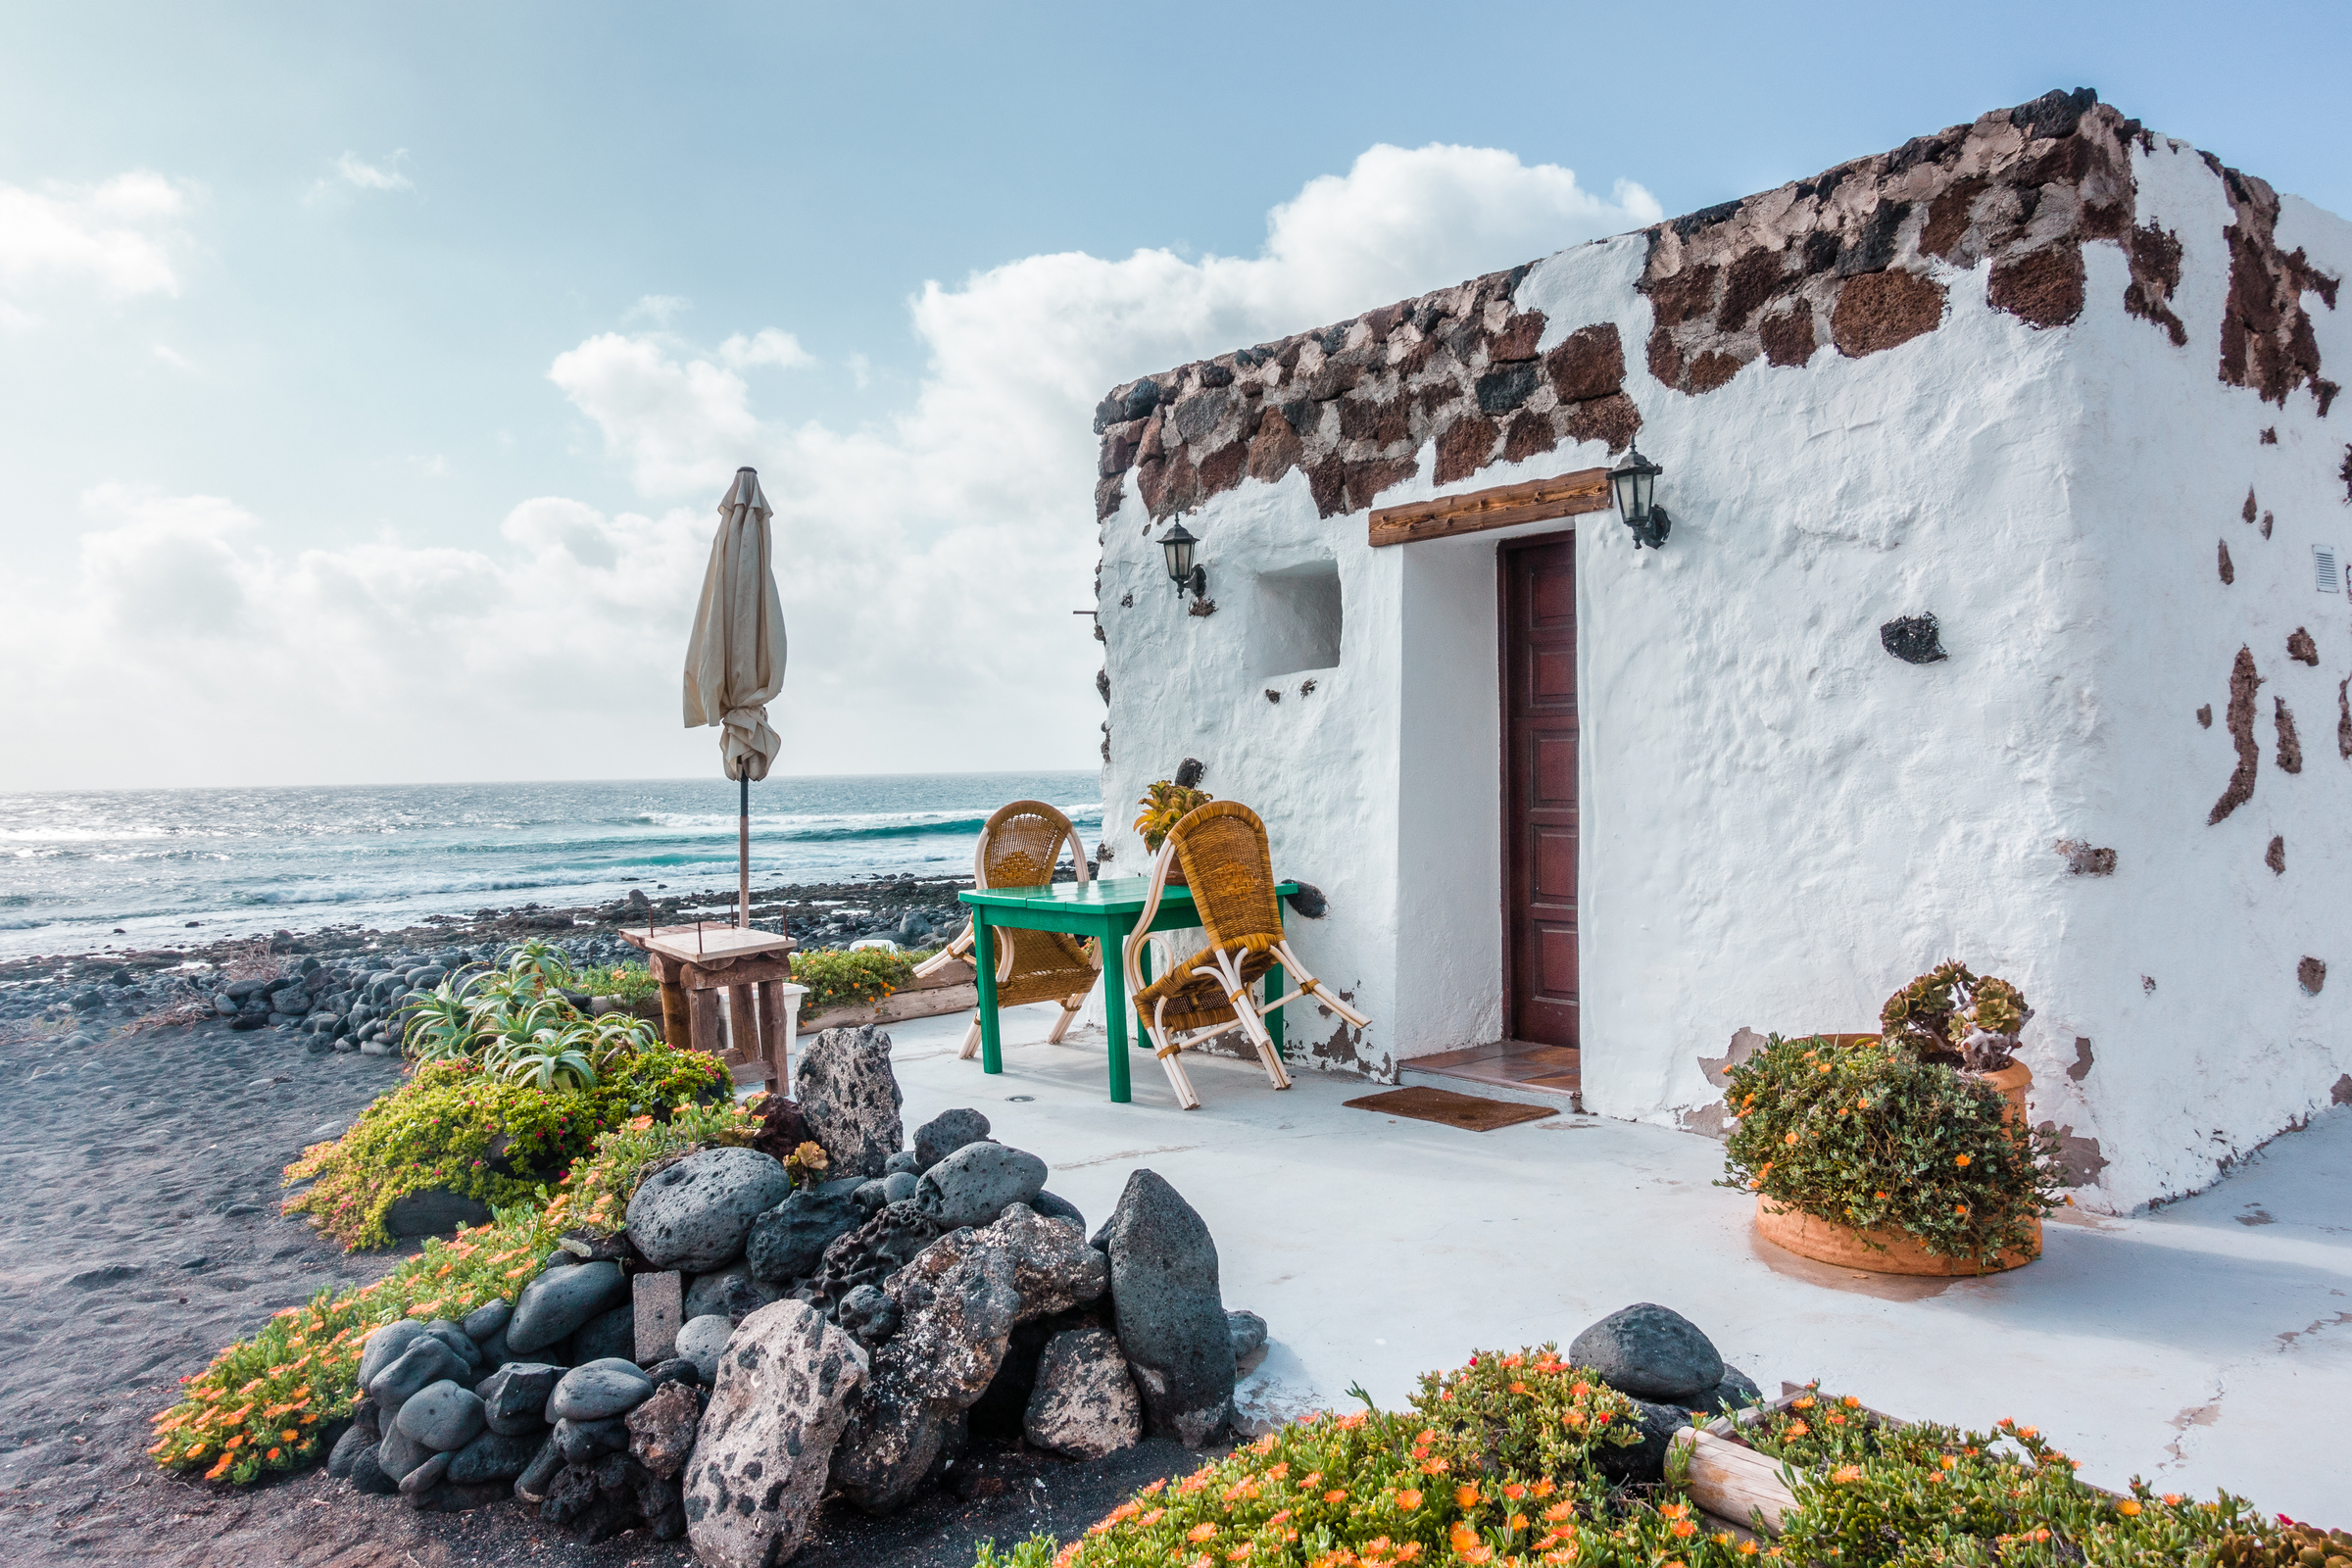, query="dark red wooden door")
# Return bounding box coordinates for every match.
[1502,537,1578,1047]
